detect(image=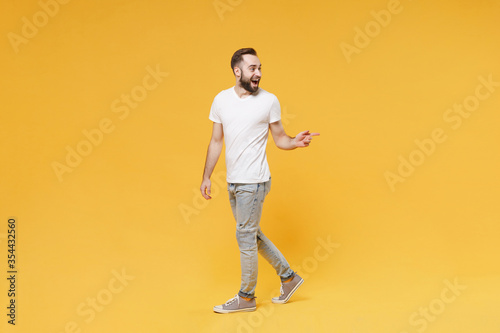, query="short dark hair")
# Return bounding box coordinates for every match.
[231,48,257,74]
